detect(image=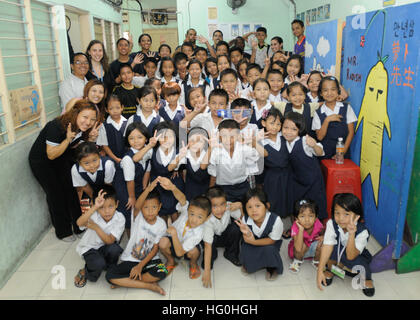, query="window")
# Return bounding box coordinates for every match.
[94,17,120,62]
